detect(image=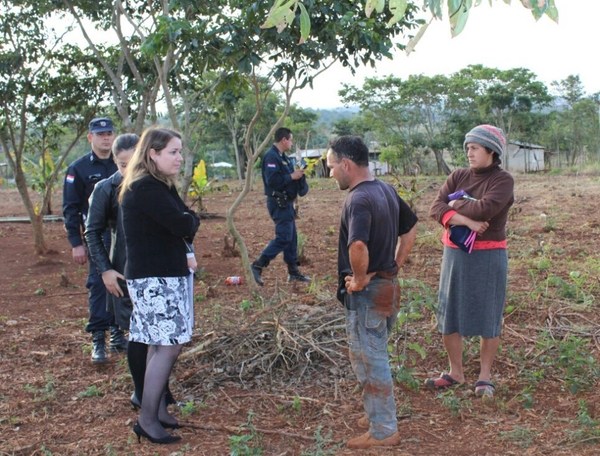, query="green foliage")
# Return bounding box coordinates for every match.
[23,150,63,213]
[240,299,253,312]
[300,425,341,456]
[517,386,535,410]
[536,332,600,394]
[189,159,214,212]
[565,400,600,444]
[394,175,426,211]
[77,385,103,398]
[180,400,200,417]
[437,389,471,417]
[499,425,536,448]
[39,445,53,456]
[262,0,558,41]
[24,374,56,402]
[291,395,302,413]
[297,231,307,260]
[392,278,435,389]
[229,411,263,456]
